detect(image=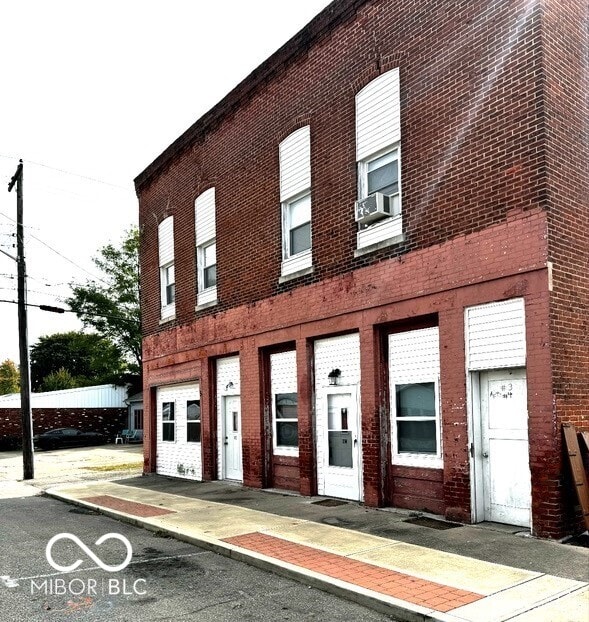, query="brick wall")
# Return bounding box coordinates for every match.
[137,0,547,338]
[0,408,127,448]
[543,0,589,534]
